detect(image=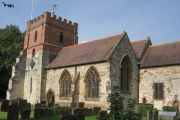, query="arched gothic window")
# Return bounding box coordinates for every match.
[120,55,132,92]
[85,67,100,98]
[59,70,72,97]
[34,30,38,42]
